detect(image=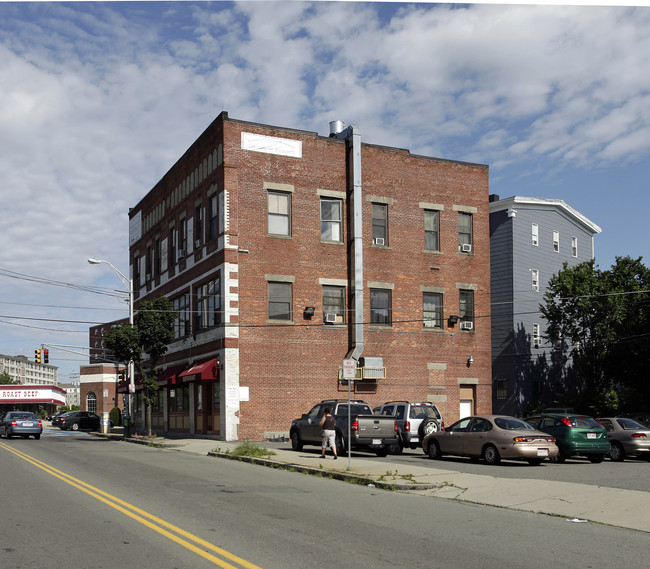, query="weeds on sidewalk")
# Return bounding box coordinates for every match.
[215,441,277,458]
